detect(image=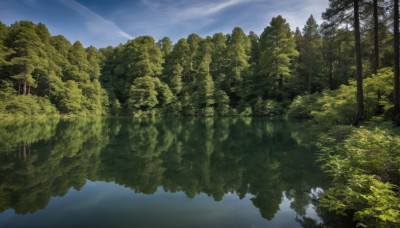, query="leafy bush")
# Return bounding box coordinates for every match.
[287,68,394,125]
[286,93,320,118]
[253,97,285,116]
[318,121,400,227]
[240,106,252,116]
[202,107,215,116]
[0,94,59,119]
